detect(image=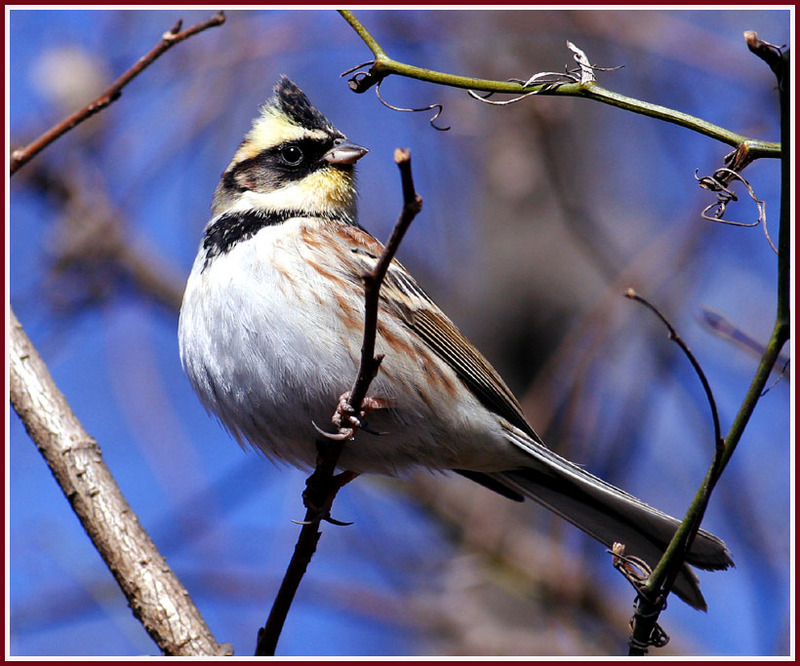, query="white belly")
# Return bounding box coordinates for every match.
[178,219,526,475]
